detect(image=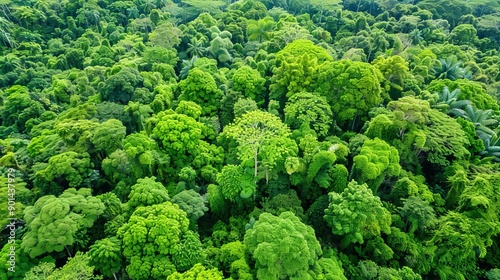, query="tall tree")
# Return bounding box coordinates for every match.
[219,110,298,184]
[246,16,275,42]
[315,59,385,130]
